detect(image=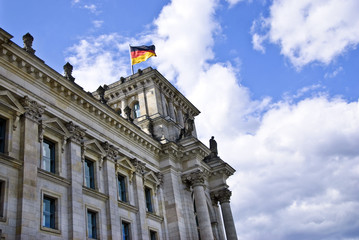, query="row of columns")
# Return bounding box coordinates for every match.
[182,170,238,240]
